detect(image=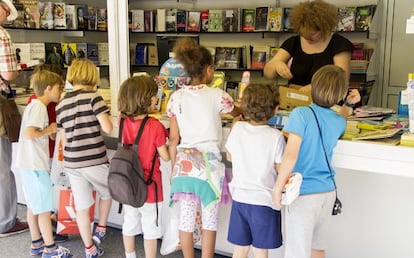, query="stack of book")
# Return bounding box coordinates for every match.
[400,132,414,147]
